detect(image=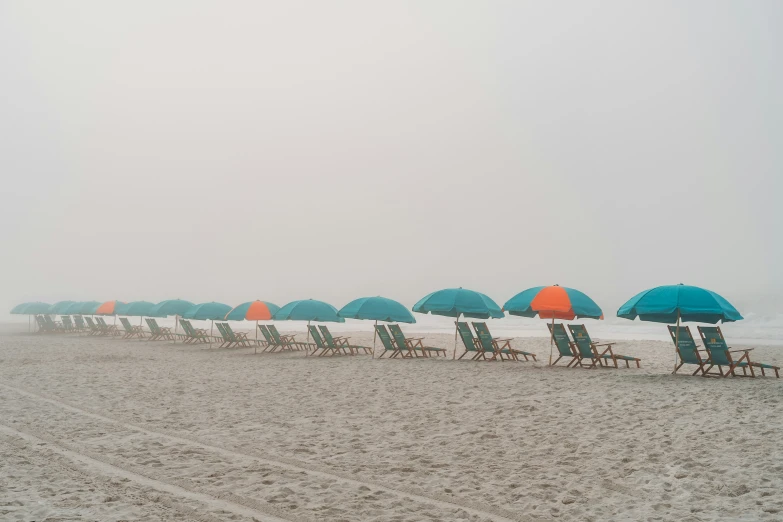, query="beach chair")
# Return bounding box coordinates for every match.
[389,324,446,358]
[73,315,87,333]
[119,317,146,339]
[307,325,340,356]
[256,325,278,352]
[473,322,535,361]
[217,323,251,348]
[267,325,301,351]
[568,324,640,368]
[456,321,486,360]
[668,325,710,376]
[43,315,63,333]
[375,325,401,358]
[180,319,209,344]
[61,316,75,332]
[96,317,121,337]
[547,323,579,367]
[319,325,371,355]
[698,326,780,378]
[145,318,173,341]
[34,315,50,333]
[84,317,101,336]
